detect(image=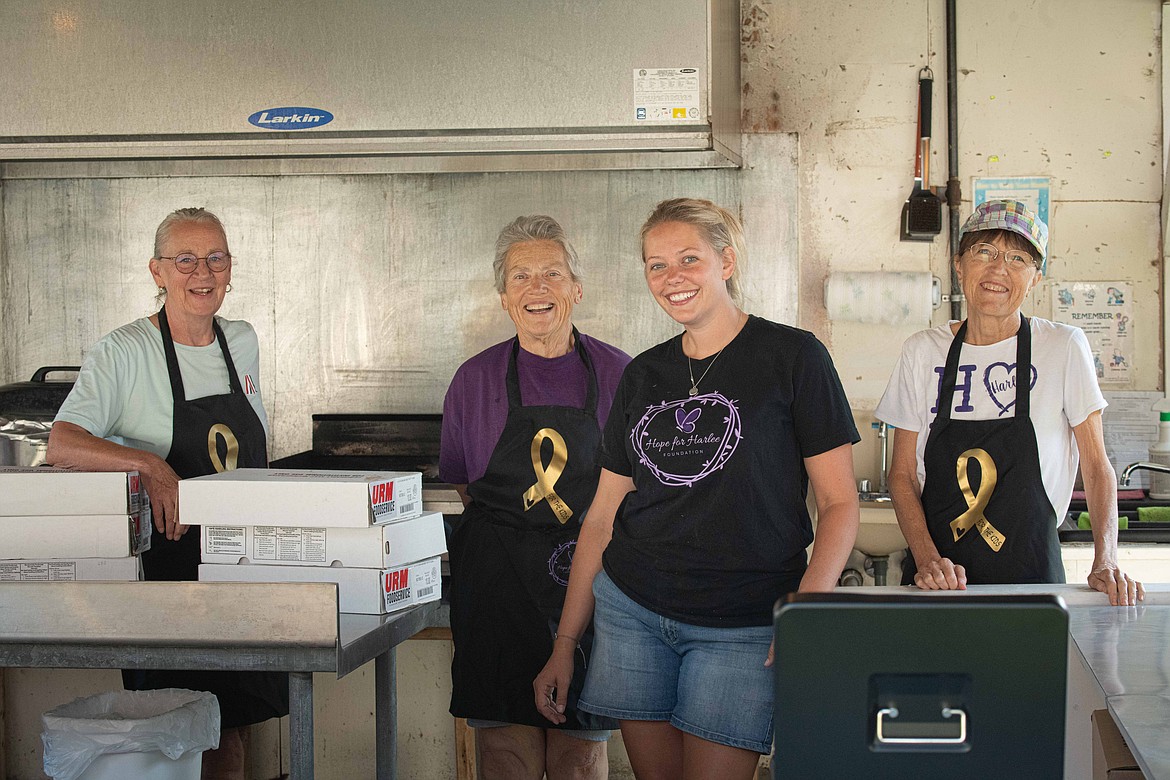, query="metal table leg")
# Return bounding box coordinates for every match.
[376,647,398,780]
[289,671,314,780]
